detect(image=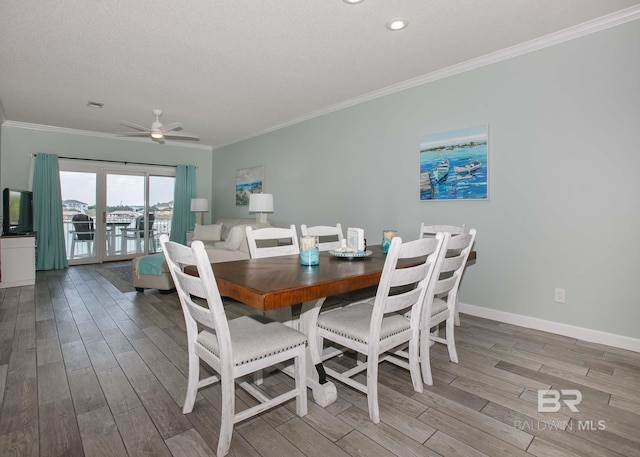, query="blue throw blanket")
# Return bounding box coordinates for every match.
[137,253,166,276]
